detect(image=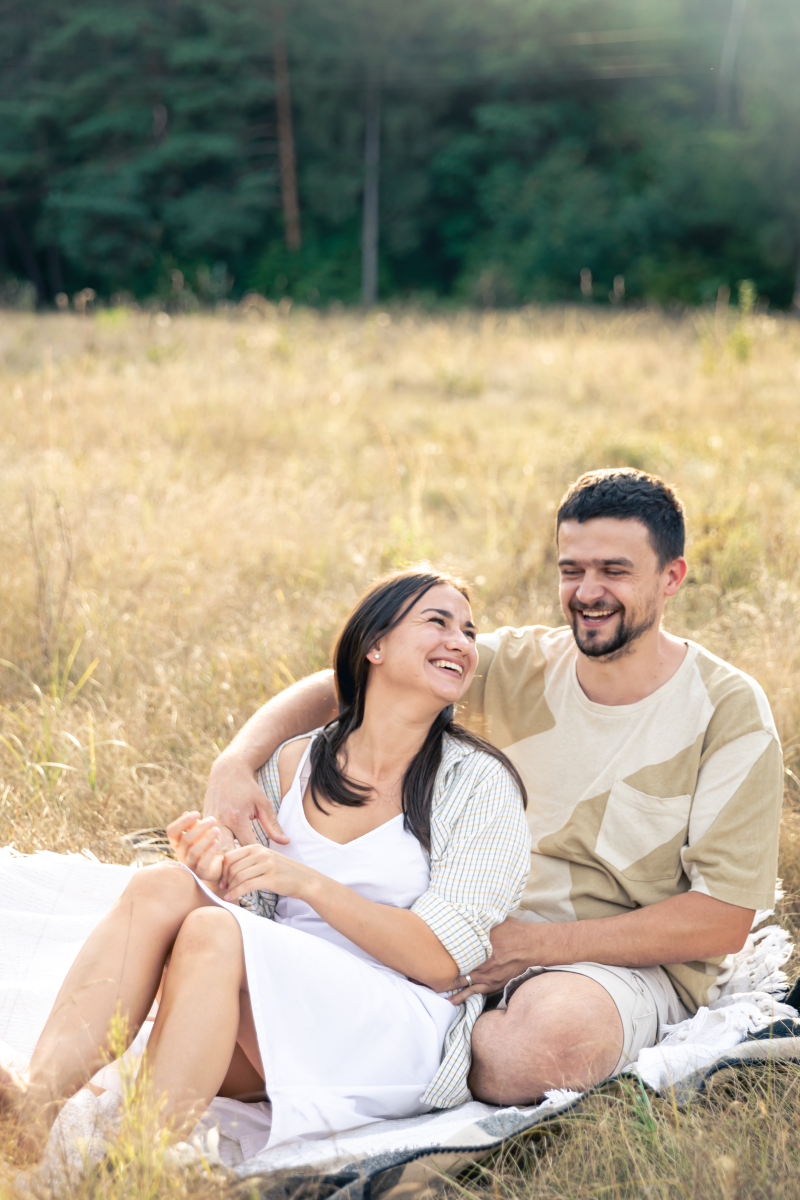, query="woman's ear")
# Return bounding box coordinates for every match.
[367,643,382,663]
